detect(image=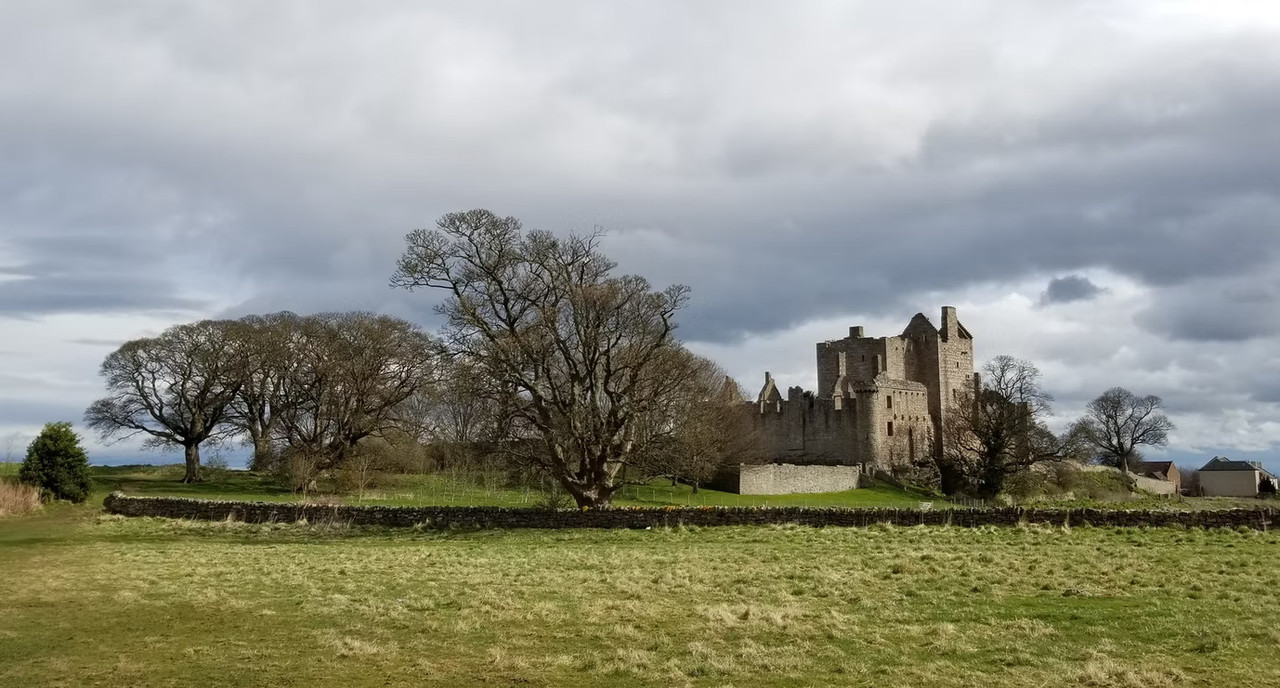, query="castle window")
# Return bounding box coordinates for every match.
[887,421,894,437]
[886,395,893,409]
